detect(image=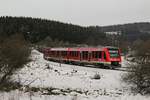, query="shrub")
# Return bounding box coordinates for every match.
[0,34,31,87]
[123,63,150,94]
[123,40,150,95]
